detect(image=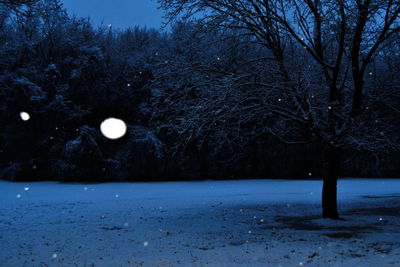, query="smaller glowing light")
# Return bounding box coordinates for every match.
[24,187,29,191]
[100,118,127,140]
[20,112,30,121]
[52,253,57,259]
[143,241,149,247]
[16,194,21,198]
